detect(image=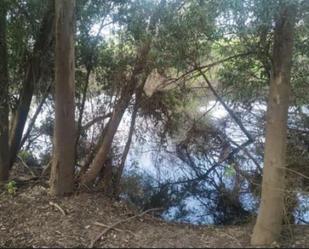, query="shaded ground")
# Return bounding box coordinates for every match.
[0,179,308,248]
